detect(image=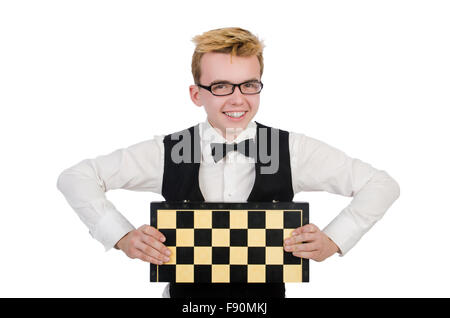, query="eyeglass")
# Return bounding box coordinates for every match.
[196,80,263,96]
